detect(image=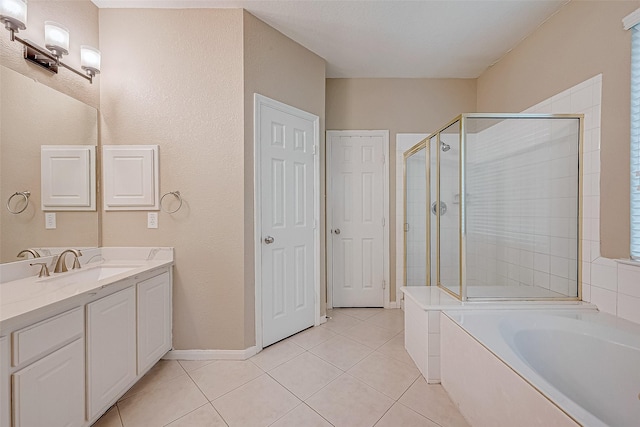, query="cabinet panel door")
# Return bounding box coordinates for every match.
[1,337,9,427]
[87,287,136,419]
[12,339,84,427]
[137,271,172,374]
